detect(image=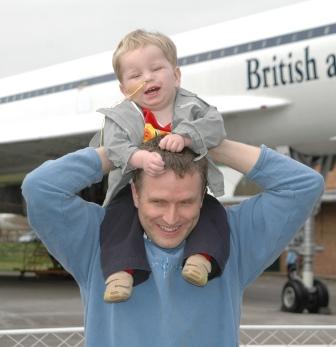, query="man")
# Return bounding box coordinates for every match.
[22,138,324,346]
